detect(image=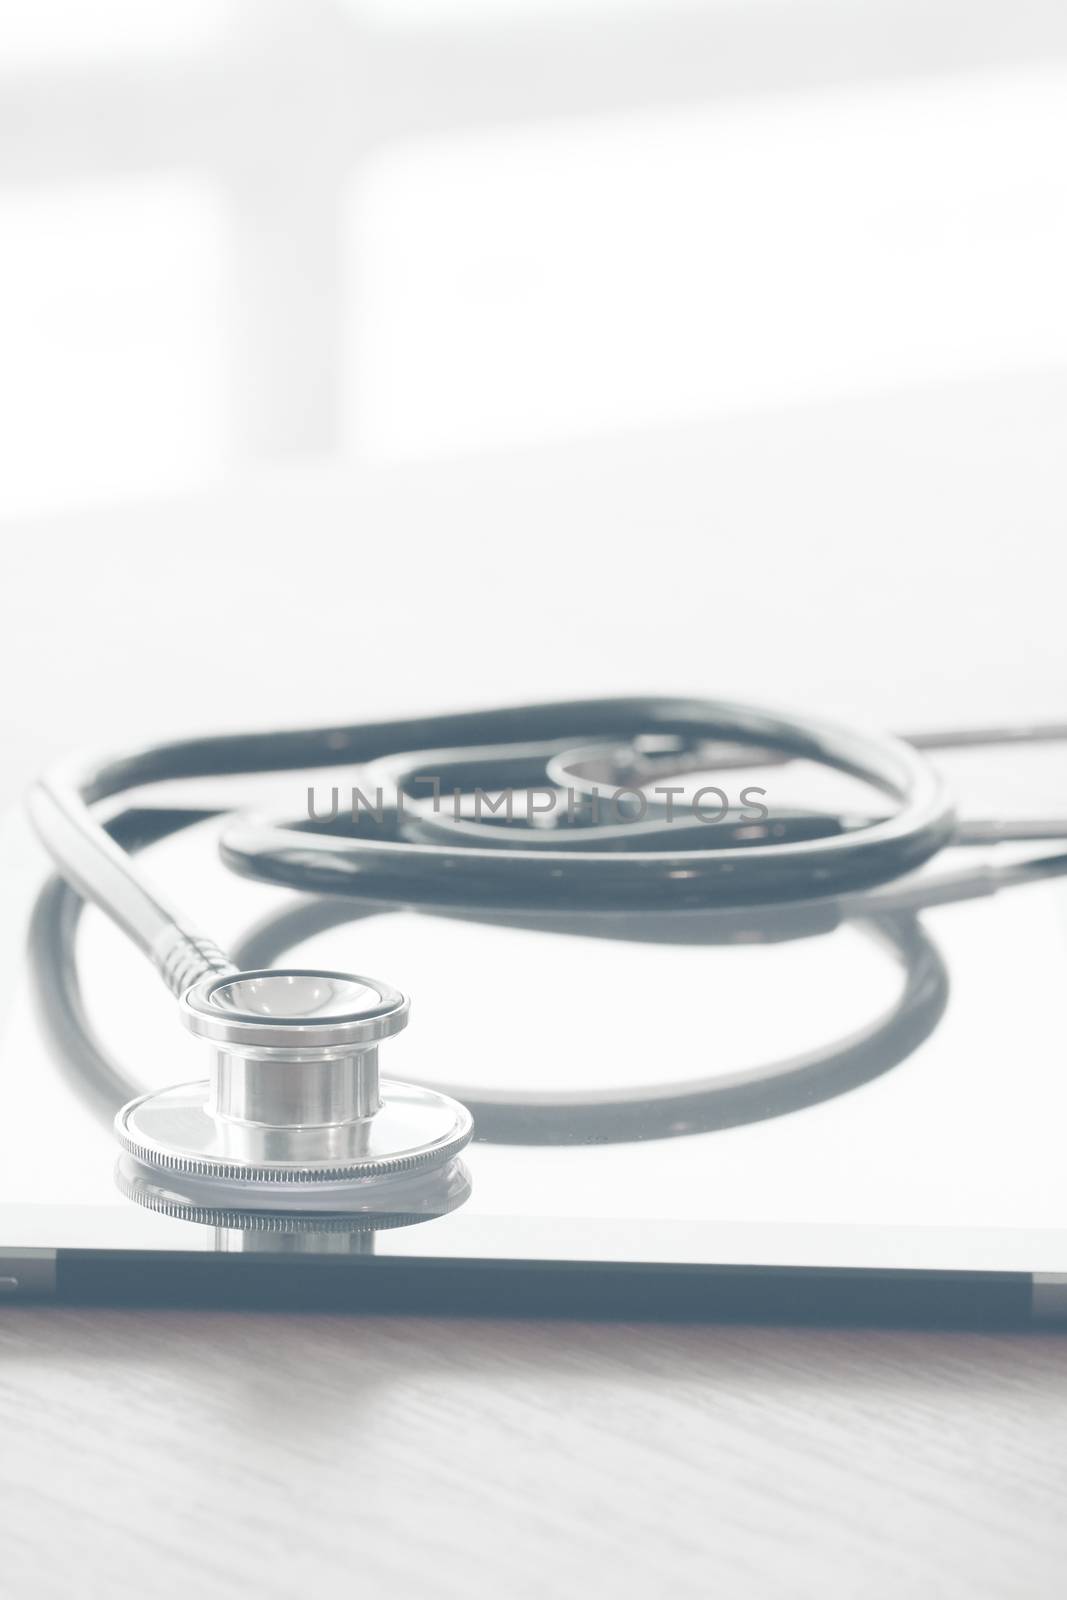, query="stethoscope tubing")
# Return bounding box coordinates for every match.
[28,697,1067,984]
